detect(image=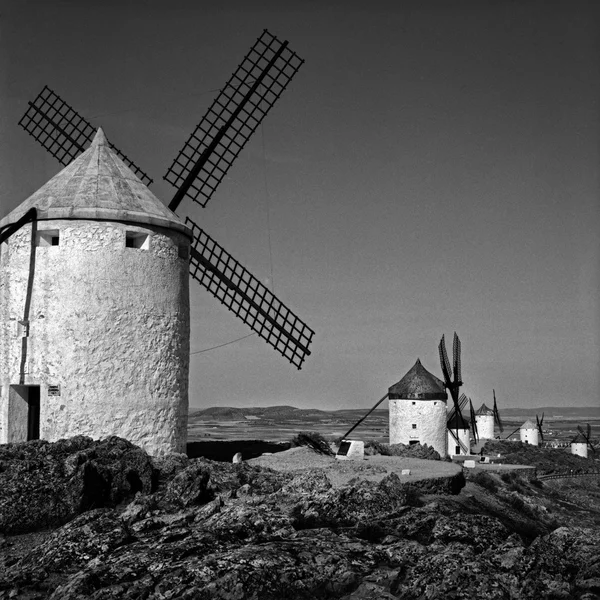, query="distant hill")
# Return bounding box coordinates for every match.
[189,405,330,421]
[189,407,247,421]
[189,405,600,422]
[500,406,600,419]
